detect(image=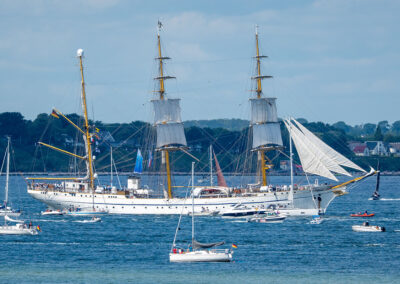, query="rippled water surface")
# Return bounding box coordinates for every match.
[0,175,399,283]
